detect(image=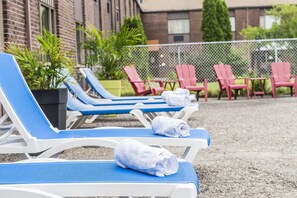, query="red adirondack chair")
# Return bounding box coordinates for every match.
[175,64,208,101]
[124,65,165,96]
[270,62,297,97]
[214,64,250,100]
